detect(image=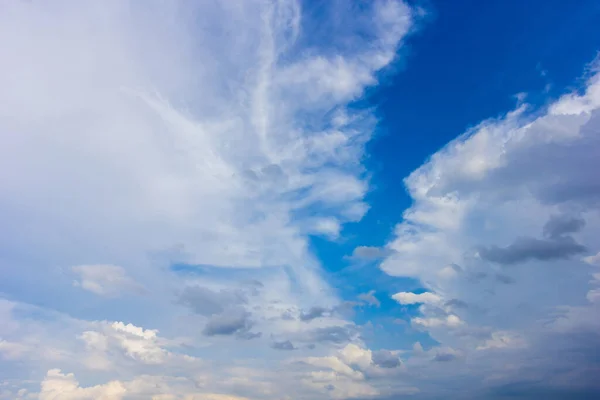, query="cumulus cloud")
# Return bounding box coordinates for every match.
[380,61,600,397]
